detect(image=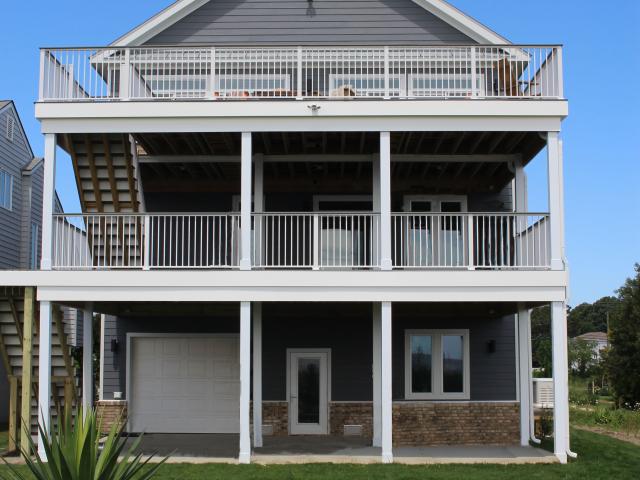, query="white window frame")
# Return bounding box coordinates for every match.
[215,74,292,96]
[328,74,406,97]
[407,73,486,97]
[402,194,468,213]
[404,329,470,400]
[0,169,13,211]
[29,223,40,269]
